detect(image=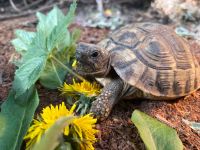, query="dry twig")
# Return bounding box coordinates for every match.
[0,0,64,21]
[9,0,21,12]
